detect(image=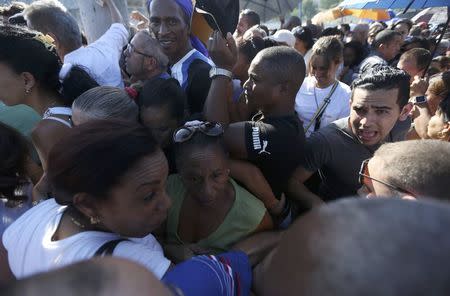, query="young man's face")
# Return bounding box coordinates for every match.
[235,15,252,37]
[381,35,402,61]
[397,56,419,80]
[350,87,409,146]
[243,58,277,111]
